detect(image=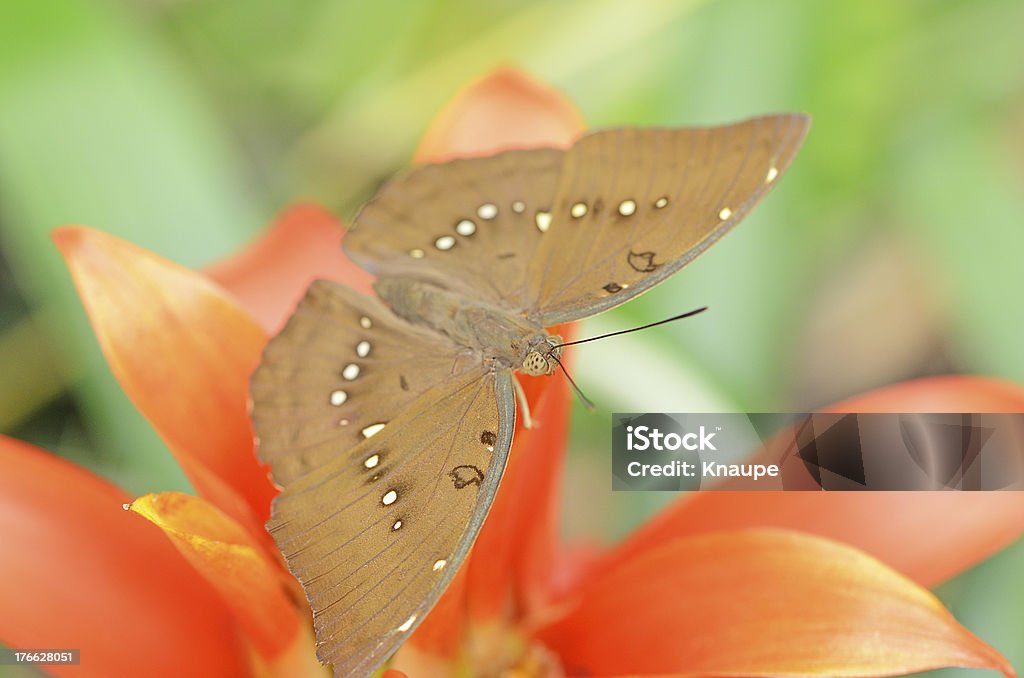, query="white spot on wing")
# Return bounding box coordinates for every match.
[392,519,403,530]
[455,219,476,236]
[382,489,398,505]
[435,235,456,250]
[362,422,386,439]
[477,203,498,220]
[364,454,380,469]
[360,316,372,329]
[330,390,348,406]
[356,340,371,358]
[433,559,447,572]
[342,363,360,380]
[654,197,669,209]
[570,202,588,218]
[618,199,637,216]
[398,614,417,632]
[512,200,526,213]
[535,211,552,233]
[409,248,425,258]
[718,207,733,221]
[766,166,779,183]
